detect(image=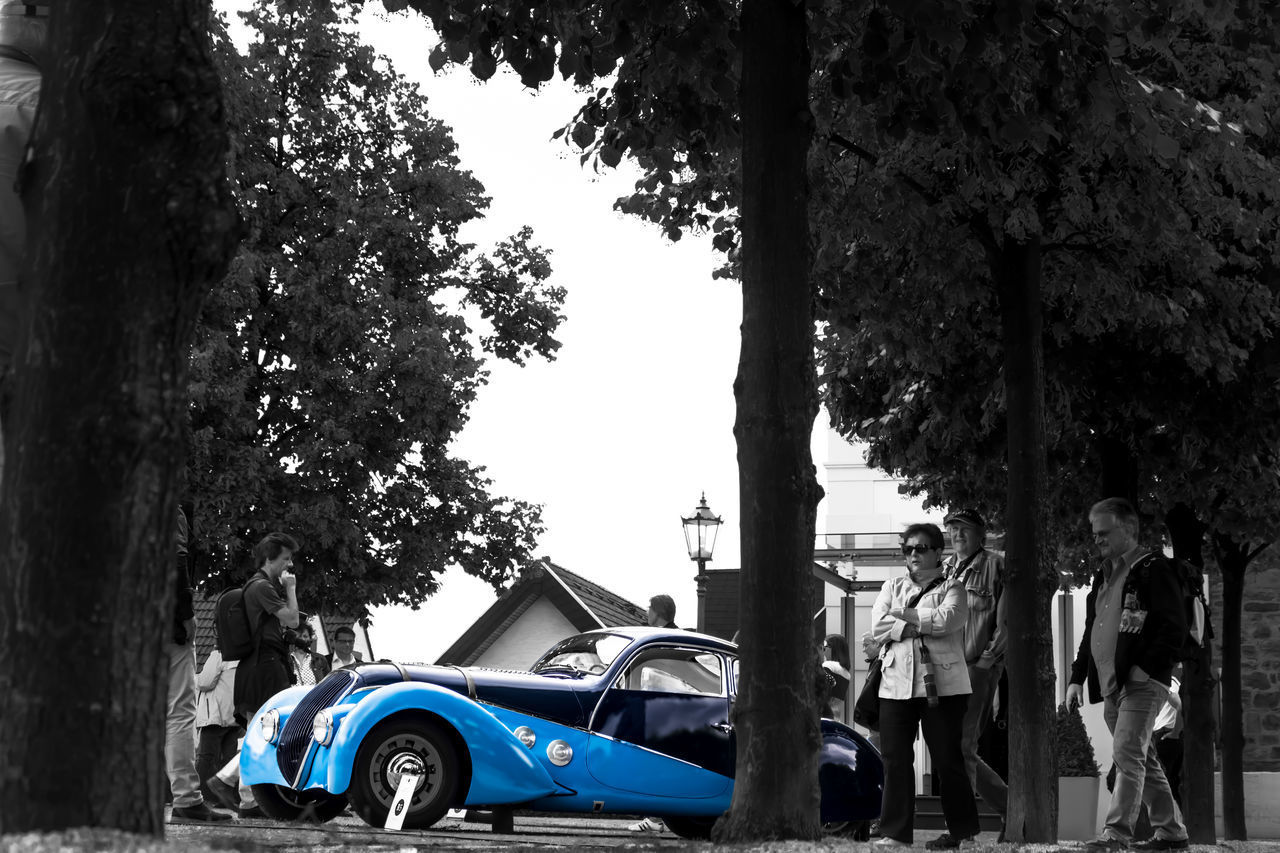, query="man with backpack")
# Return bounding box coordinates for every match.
[231,531,302,723]
[205,531,301,817]
[1067,498,1188,852]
